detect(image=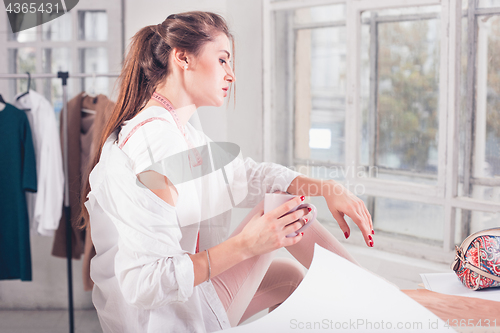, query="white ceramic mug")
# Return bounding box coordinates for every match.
[264,193,317,237]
